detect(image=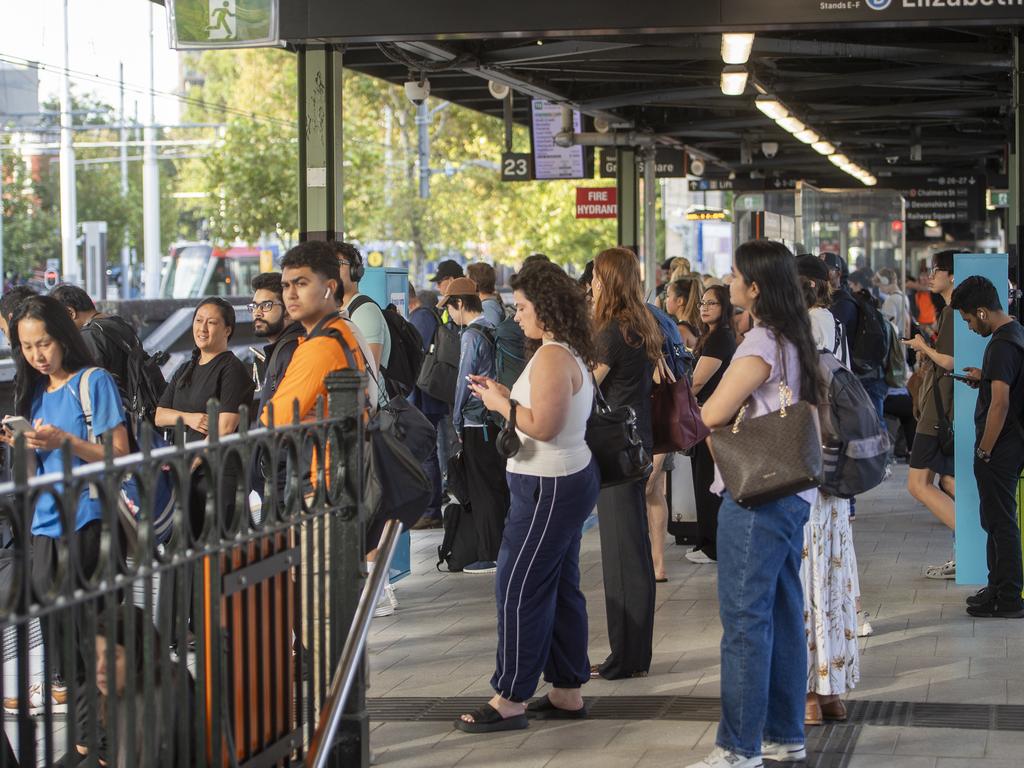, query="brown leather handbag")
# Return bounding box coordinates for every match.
[651,365,710,455]
[709,381,823,508]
